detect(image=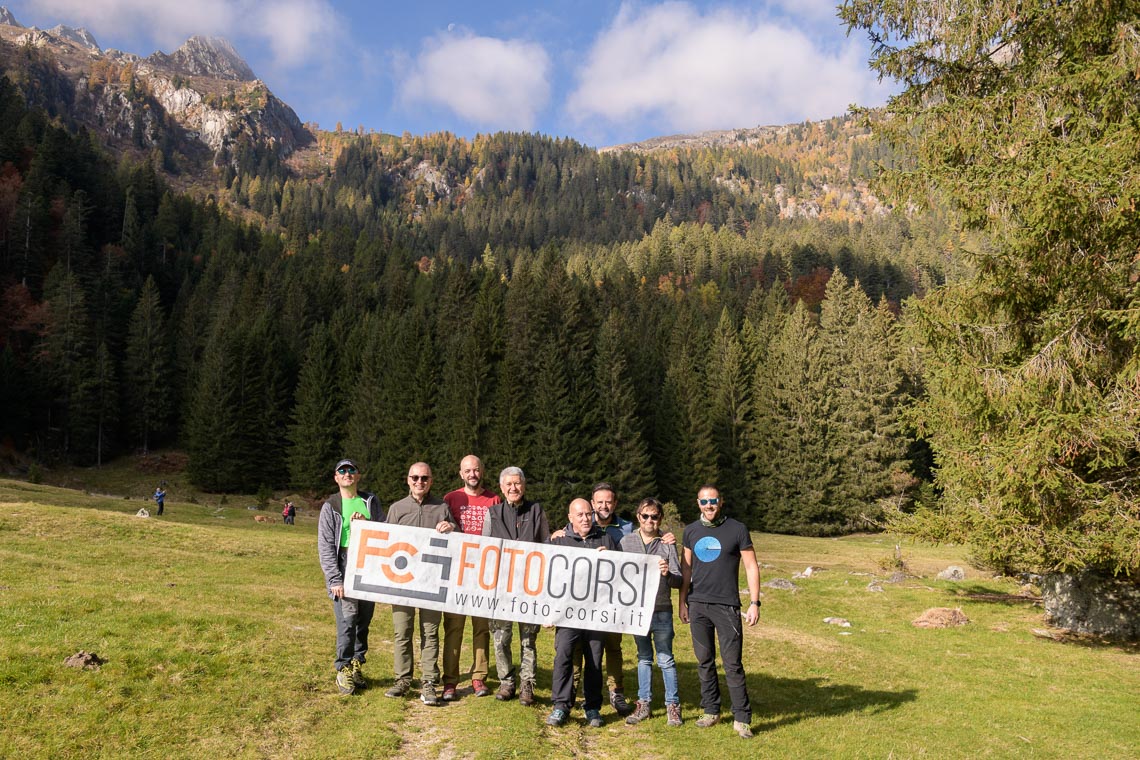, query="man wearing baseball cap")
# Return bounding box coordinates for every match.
[317,458,386,695]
